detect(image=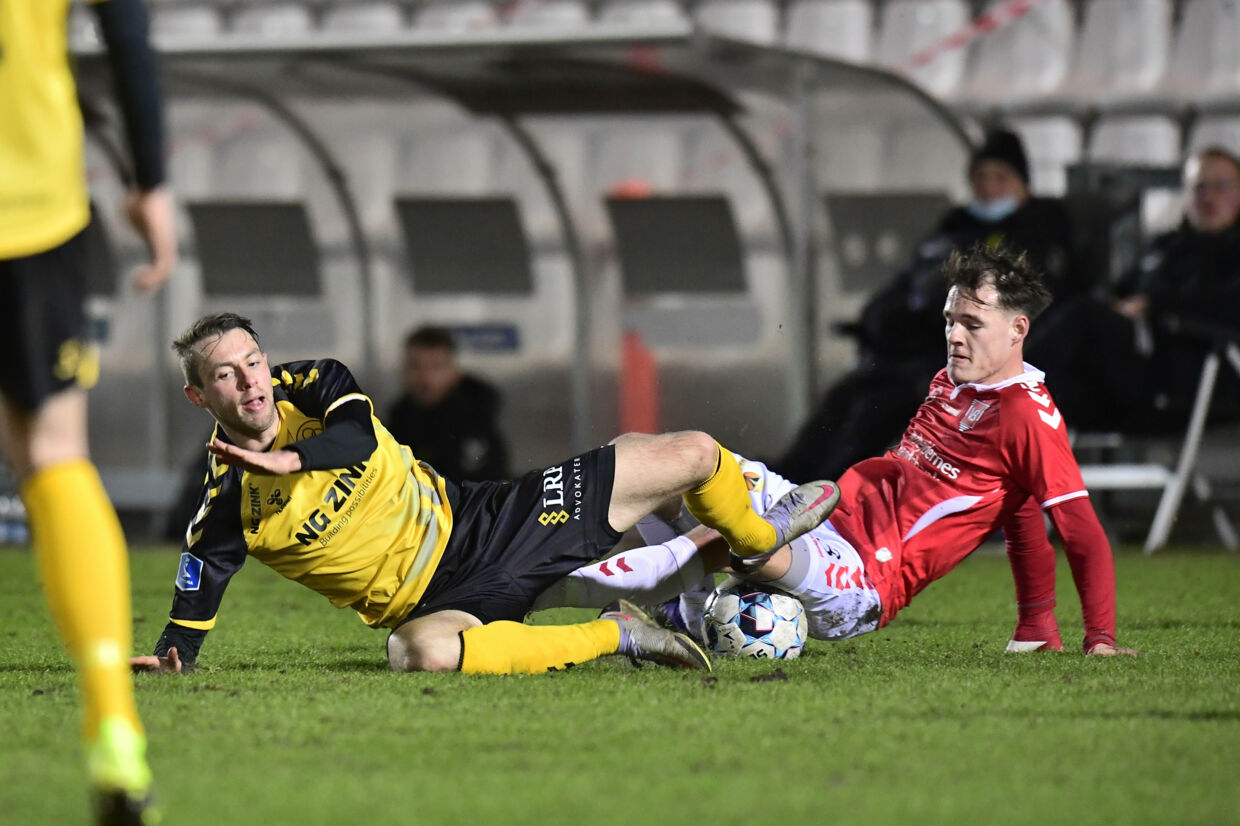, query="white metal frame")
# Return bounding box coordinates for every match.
[1077,342,1240,553]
